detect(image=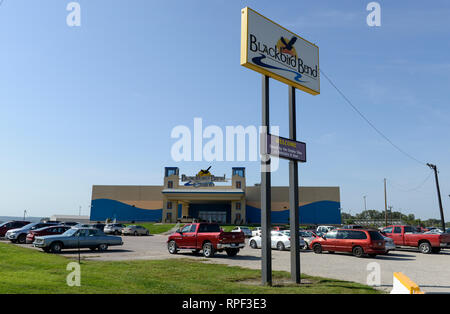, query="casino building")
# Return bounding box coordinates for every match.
[90,167,341,225]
